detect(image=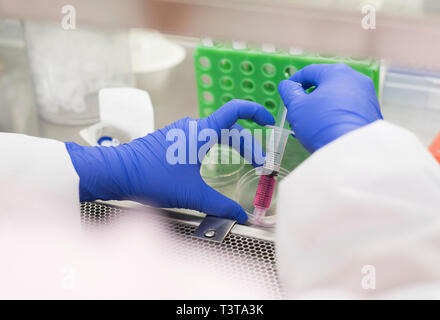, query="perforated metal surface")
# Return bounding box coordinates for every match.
[80,202,283,298]
[80,201,126,227]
